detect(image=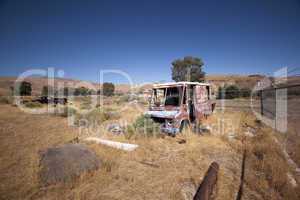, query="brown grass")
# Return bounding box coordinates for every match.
[226,112,300,200]
[0,103,243,200]
[0,105,79,200]
[0,97,299,200]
